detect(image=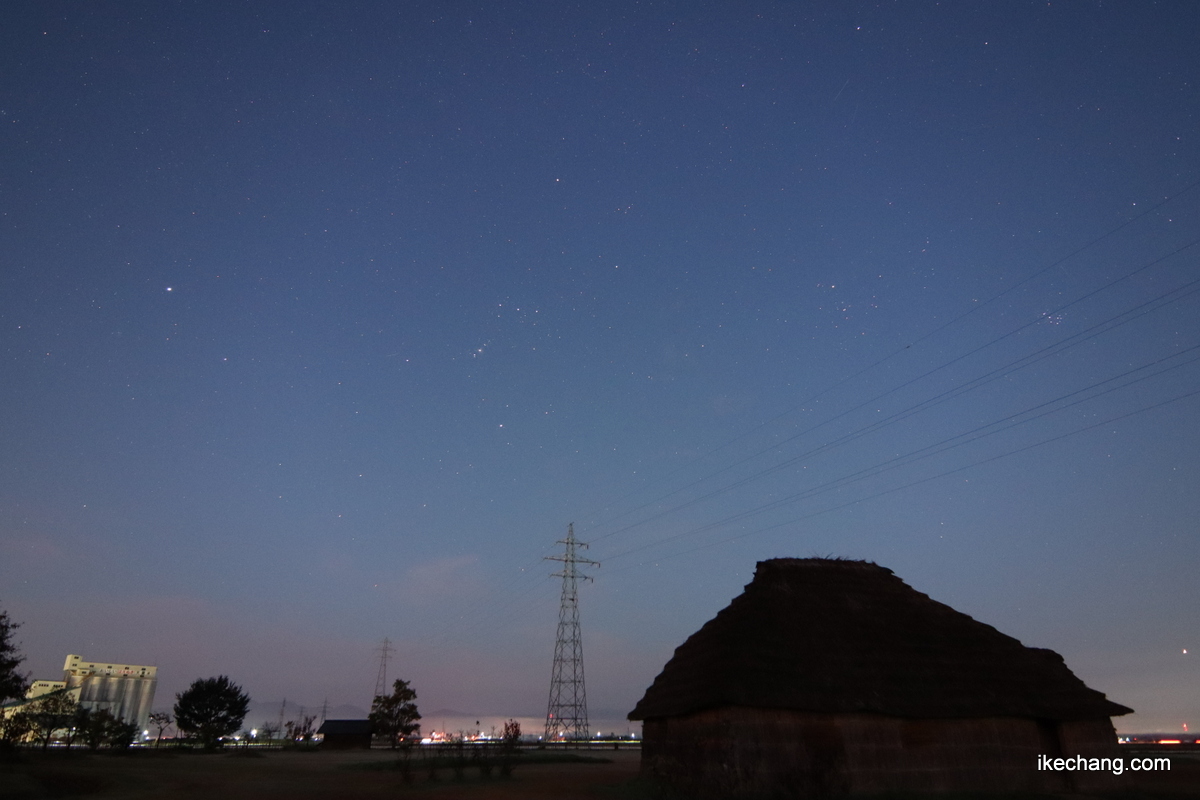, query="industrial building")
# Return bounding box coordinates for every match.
[26,679,67,698]
[62,654,158,729]
[2,654,158,730]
